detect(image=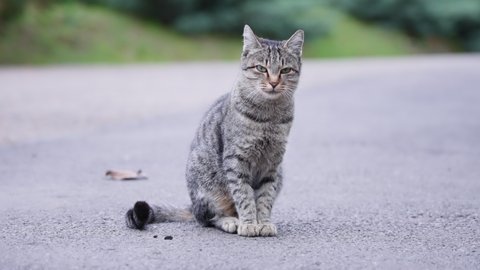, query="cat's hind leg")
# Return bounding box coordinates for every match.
[210,190,239,233]
[213,216,239,234]
[191,190,239,233]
